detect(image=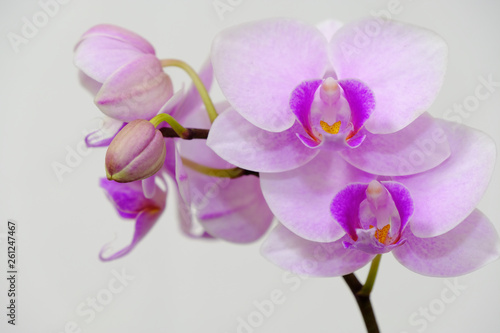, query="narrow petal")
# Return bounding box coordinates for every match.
[74,37,145,83]
[207,108,319,172]
[395,121,496,237]
[78,24,156,55]
[330,183,369,240]
[212,18,329,132]
[260,150,374,242]
[85,117,125,148]
[95,54,174,121]
[339,113,451,175]
[393,209,500,277]
[337,79,375,139]
[290,79,322,139]
[261,224,375,277]
[99,208,162,261]
[329,18,448,134]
